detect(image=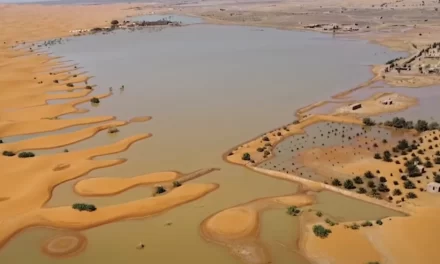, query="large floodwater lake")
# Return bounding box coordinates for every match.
[1,20,407,264]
